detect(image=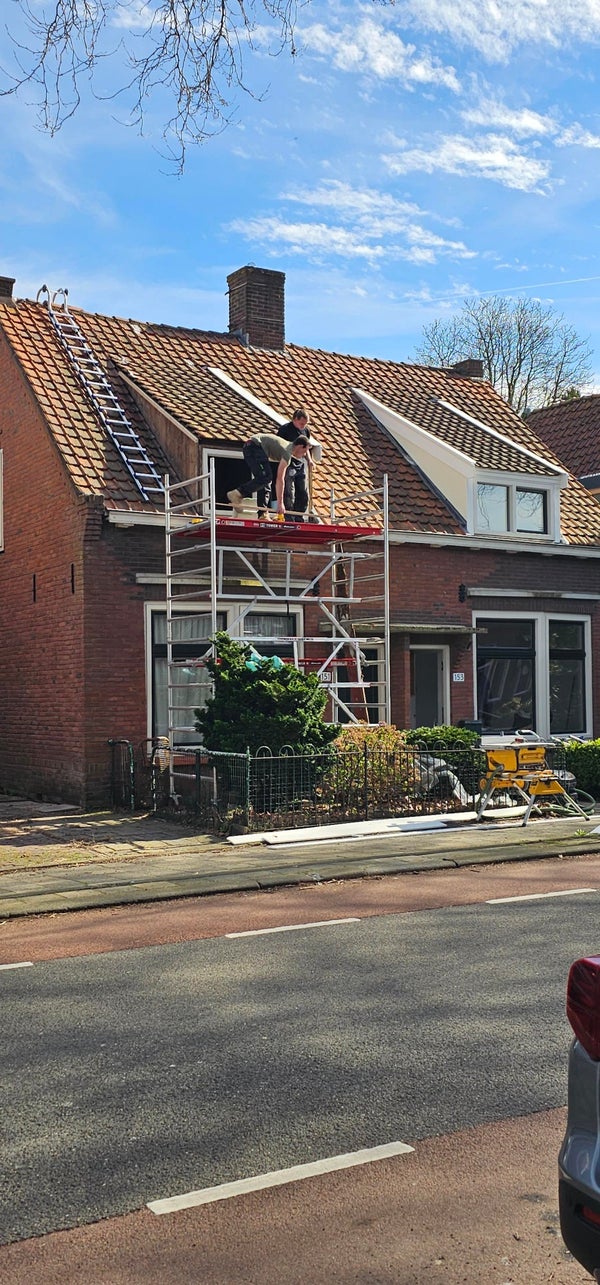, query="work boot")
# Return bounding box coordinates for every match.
[227,488,244,513]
